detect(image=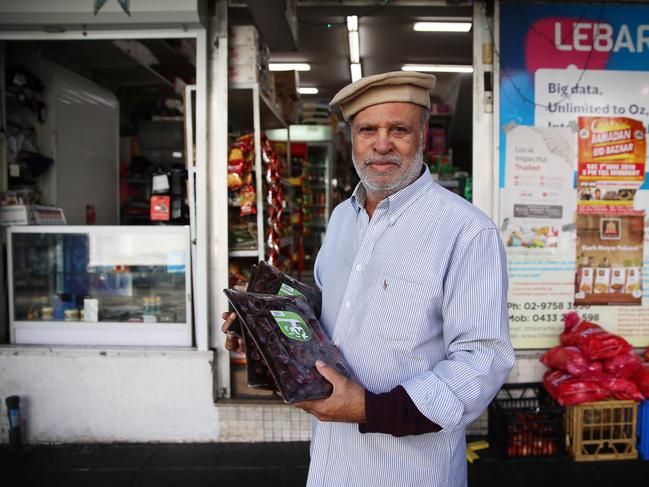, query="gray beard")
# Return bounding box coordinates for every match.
[352,137,425,195]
